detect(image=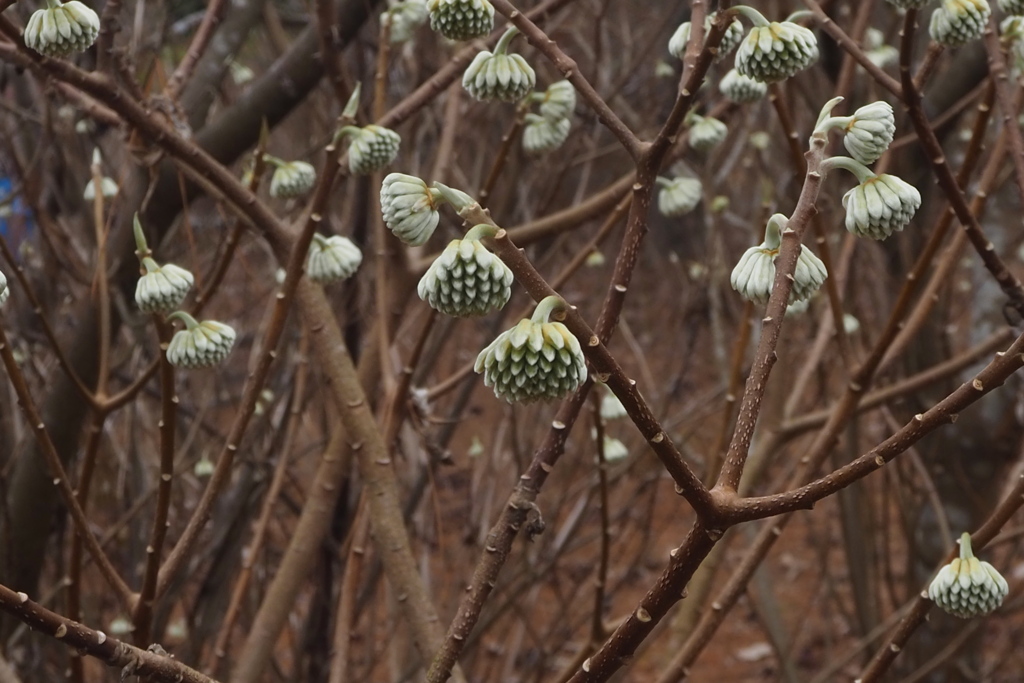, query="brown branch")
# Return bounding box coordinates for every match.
[981,20,1024,202]
[0,324,134,607]
[713,128,829,491]
[802,0,902,97]
[898,9,1024,316]
[725,330,1024,522]
[490,0,644,160]
[165,0,230,101]
[0,583,219,683]
[131,320,177,646]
